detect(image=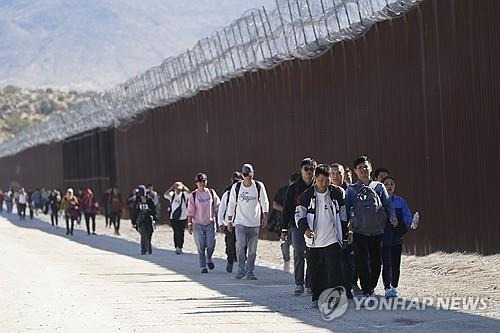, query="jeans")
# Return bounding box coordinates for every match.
[280,237,292,262]
[382,244,403,289]
[291,227,311,288]
[235,225,260,276]
[171,219,186,249]
[193,223,216,268]
[6,201,13,213]
[354,233,383,294]
[139,222,154,254]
